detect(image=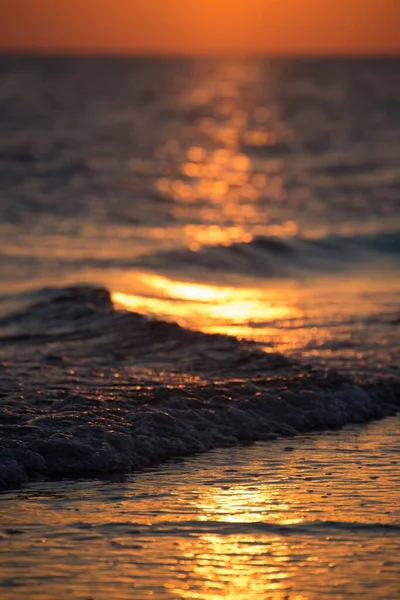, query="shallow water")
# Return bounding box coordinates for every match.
[1,416,399,599]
